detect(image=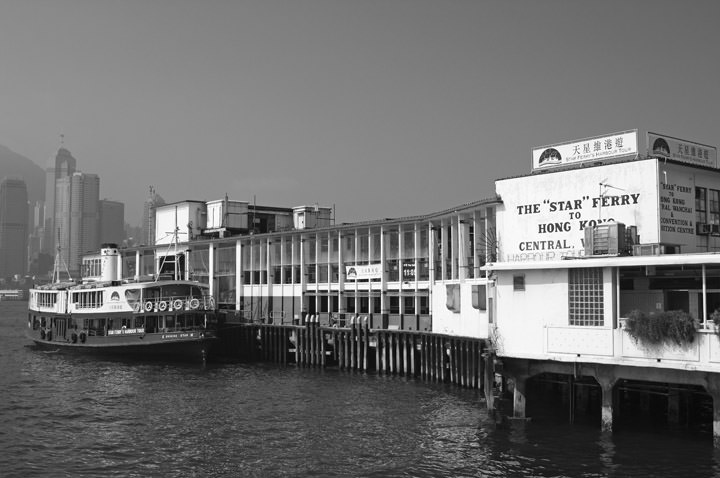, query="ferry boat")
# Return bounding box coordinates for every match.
[27,243,217,361]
